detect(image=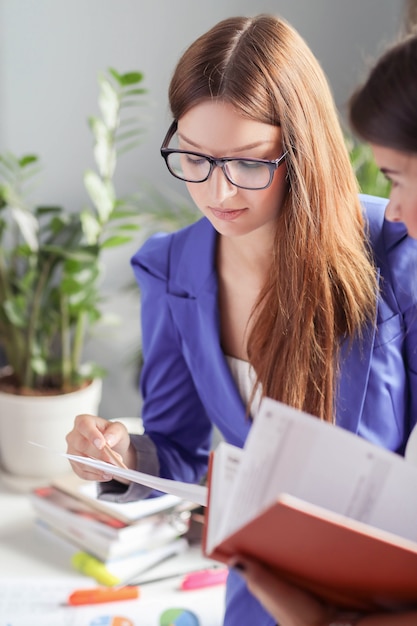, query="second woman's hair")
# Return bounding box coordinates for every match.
[350,33,417,154]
